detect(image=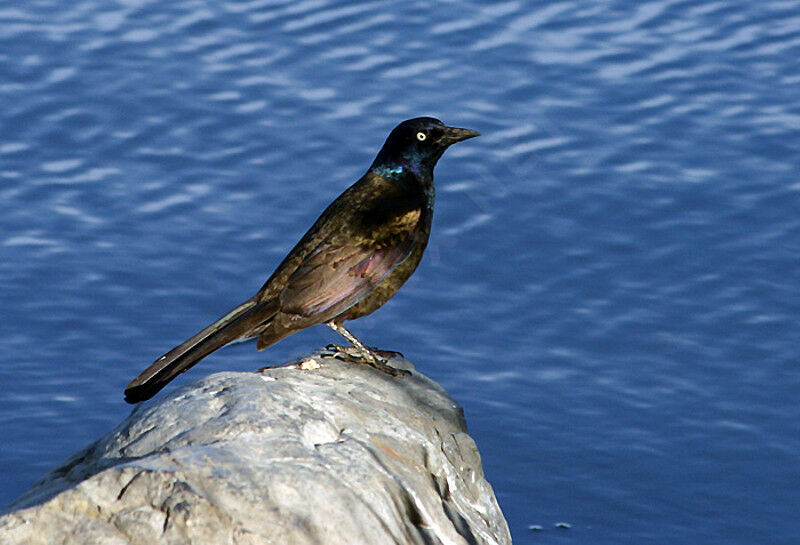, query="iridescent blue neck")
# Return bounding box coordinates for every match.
[371,149,432,179]
[371,163,406,178]
[369,136,439,186]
